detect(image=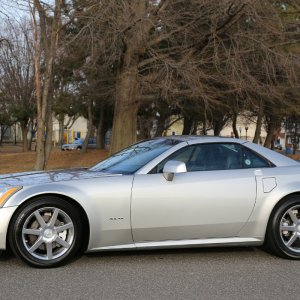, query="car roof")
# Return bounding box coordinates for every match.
[161,135,246,144]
